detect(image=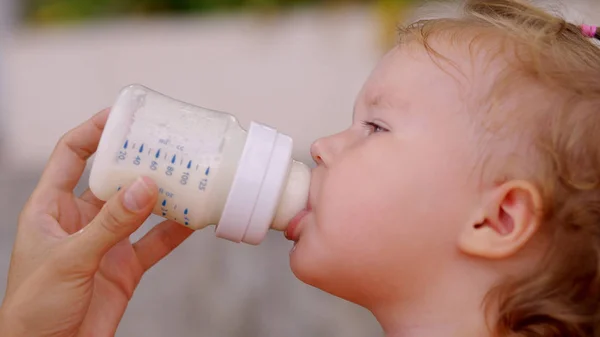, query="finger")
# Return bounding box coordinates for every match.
[38,108,109,193]
[75,189,106,227]
[133,220,194,271]
[79,188,105,209]
[70,176,158,268]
